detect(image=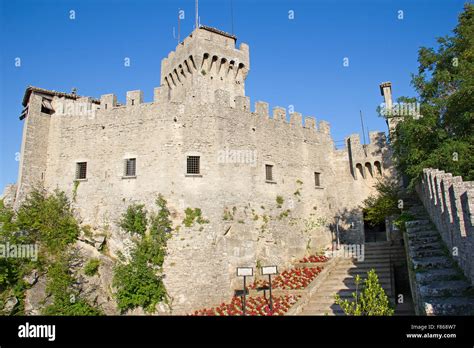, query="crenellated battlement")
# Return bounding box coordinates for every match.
[210,89,335,136]
[420,168,474,284]
[160,26,249,104]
